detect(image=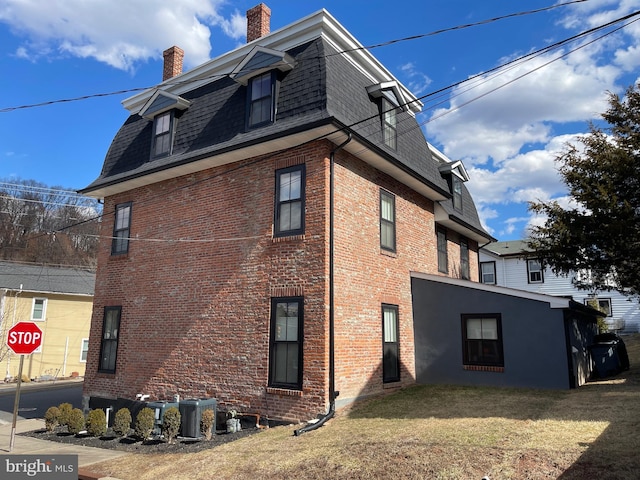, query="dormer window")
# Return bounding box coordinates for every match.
[452,175,463,212]
[382,98,398,150]
[248,71,276,128]
[153,111,173,157]
[438,160,470,213]
[367,81,410,151]
[138,89,191,160]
